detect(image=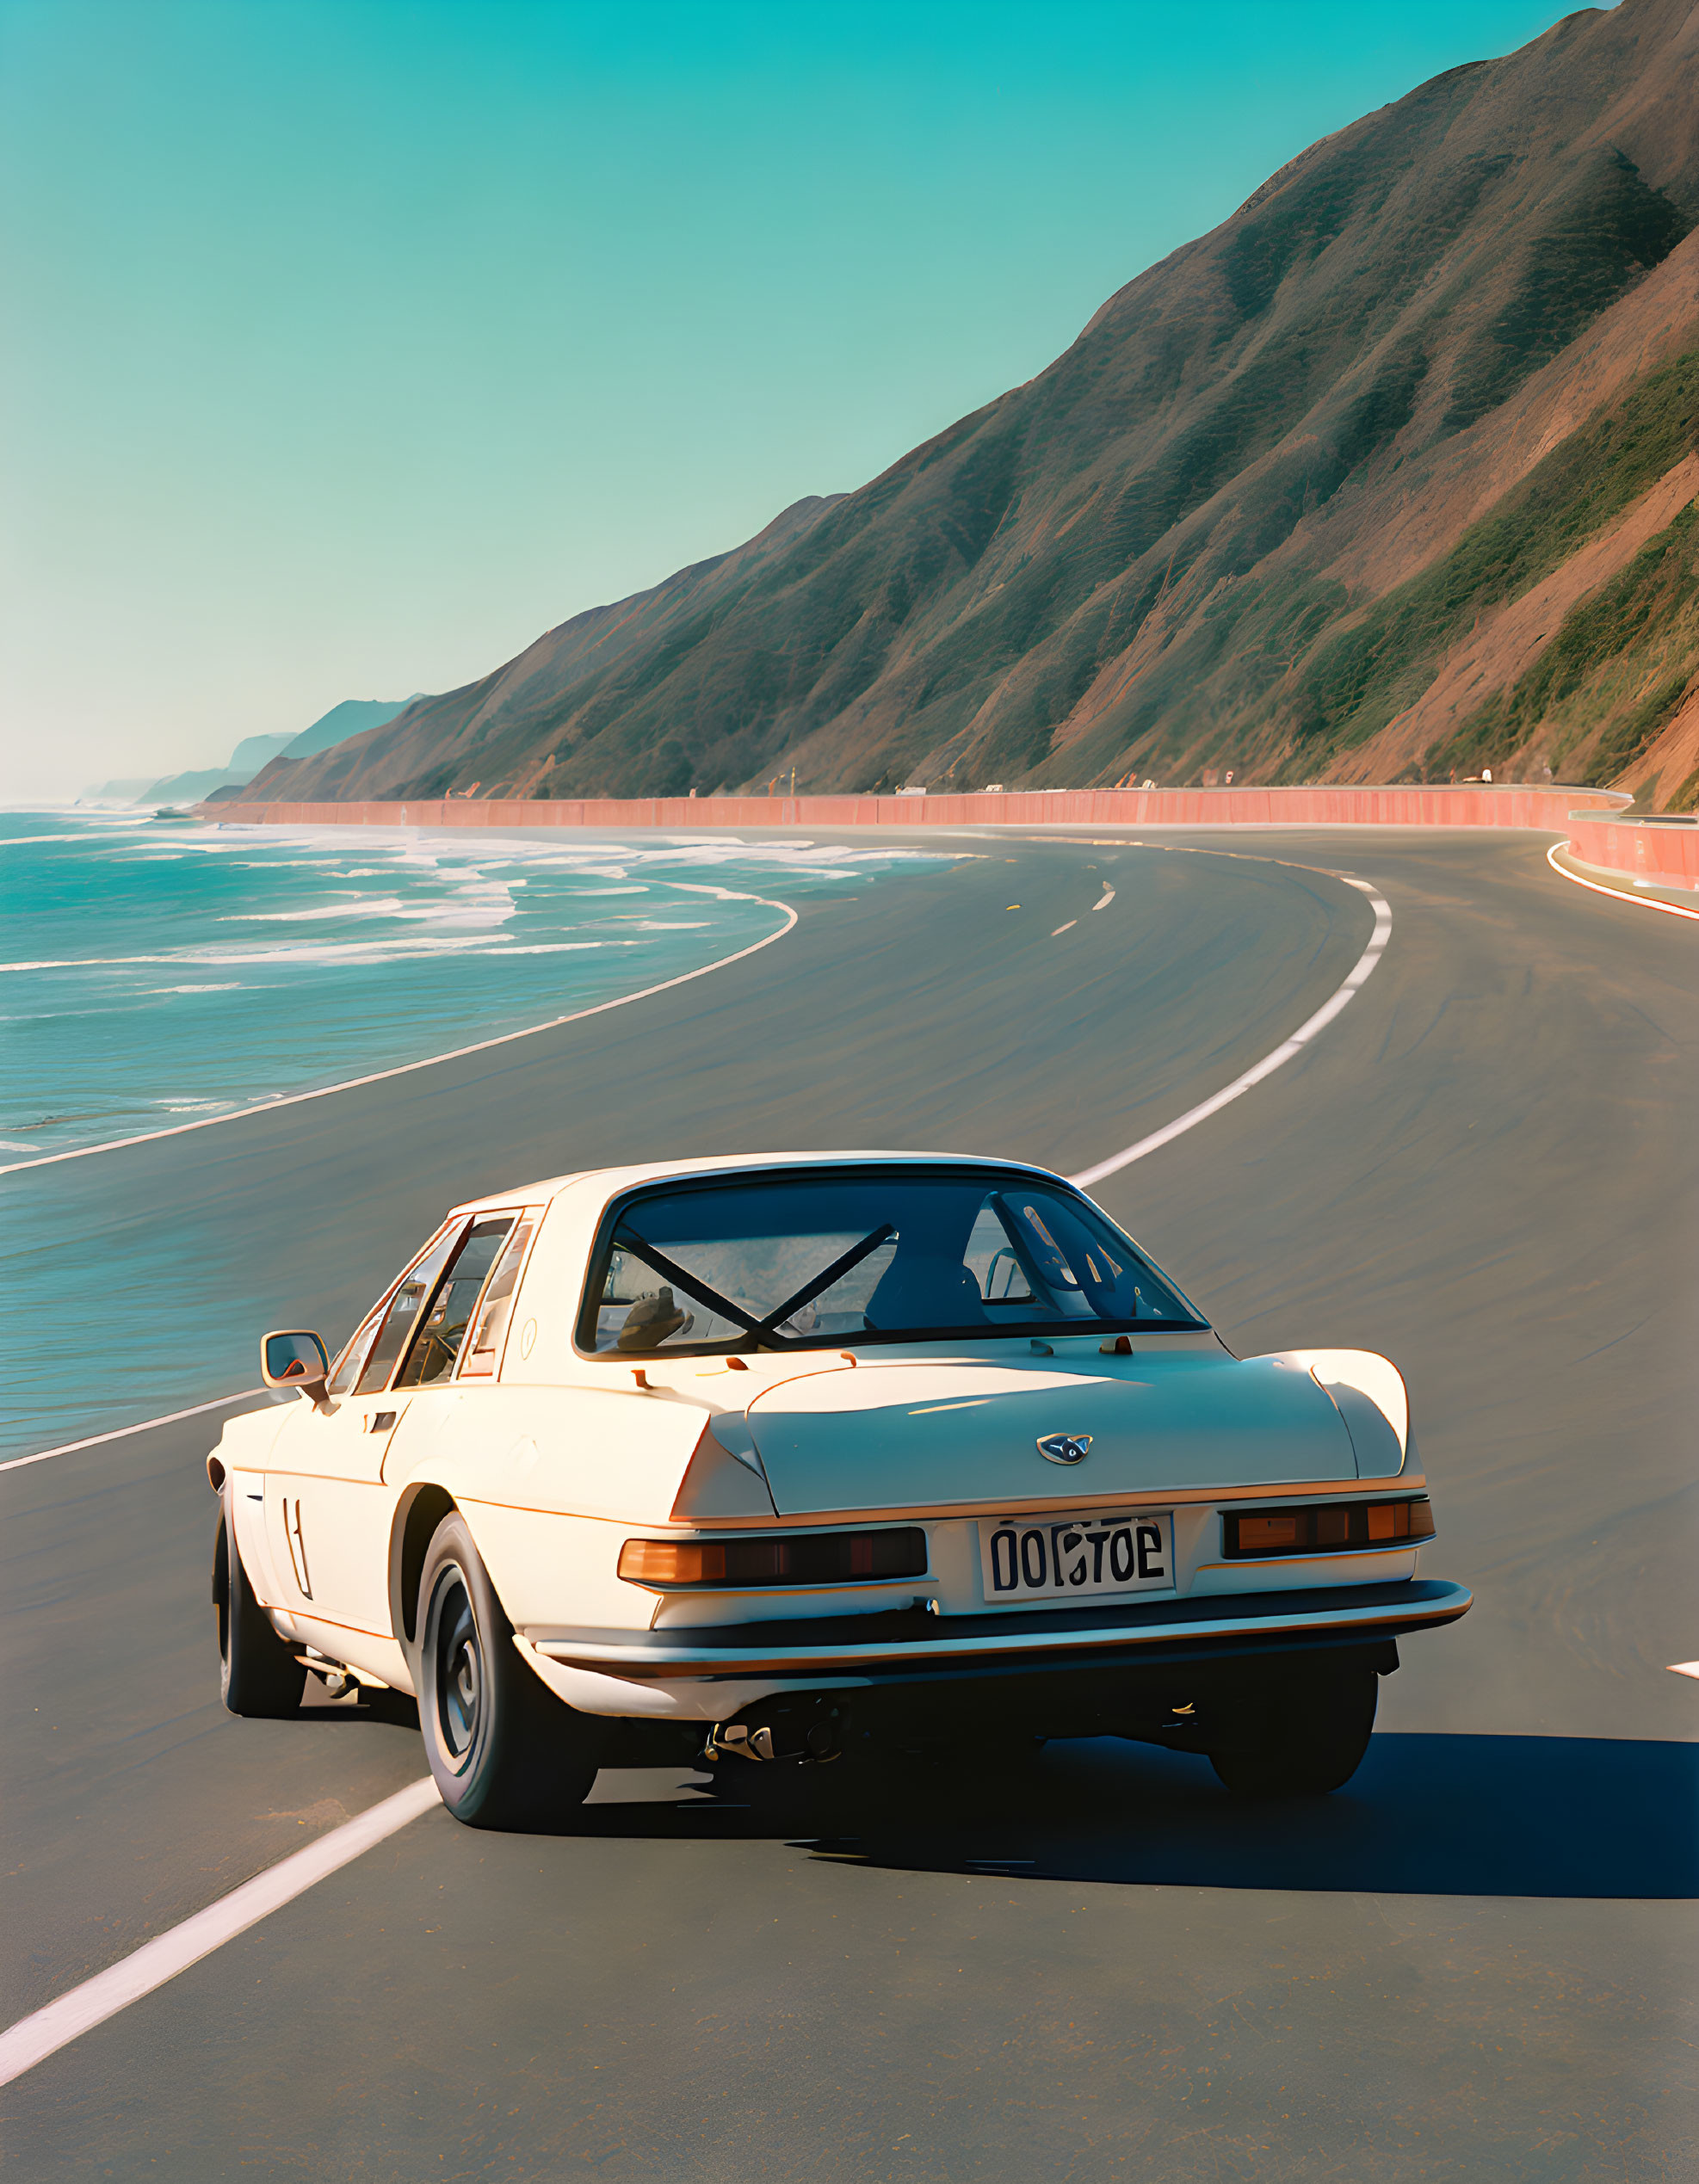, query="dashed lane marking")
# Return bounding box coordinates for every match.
[9,874,1391,1470]
[0,858,1396,2080]
[1051,921,1077,935]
